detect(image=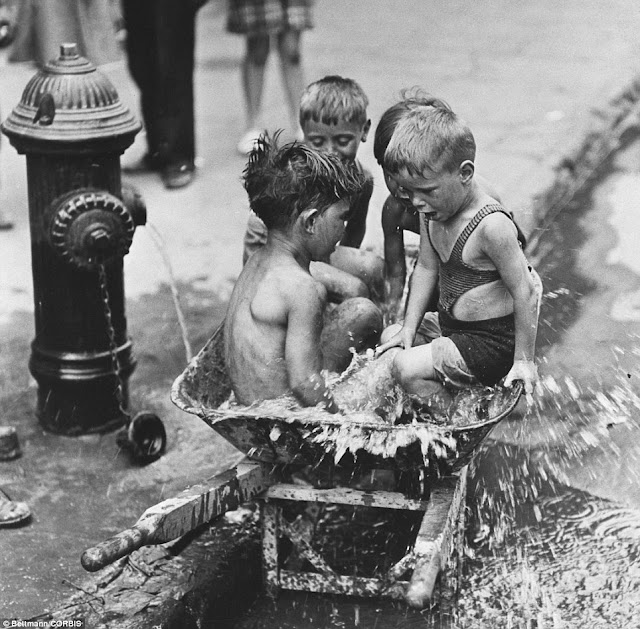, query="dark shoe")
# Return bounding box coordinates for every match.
[122,153,159,174]
[161,161,195,189]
